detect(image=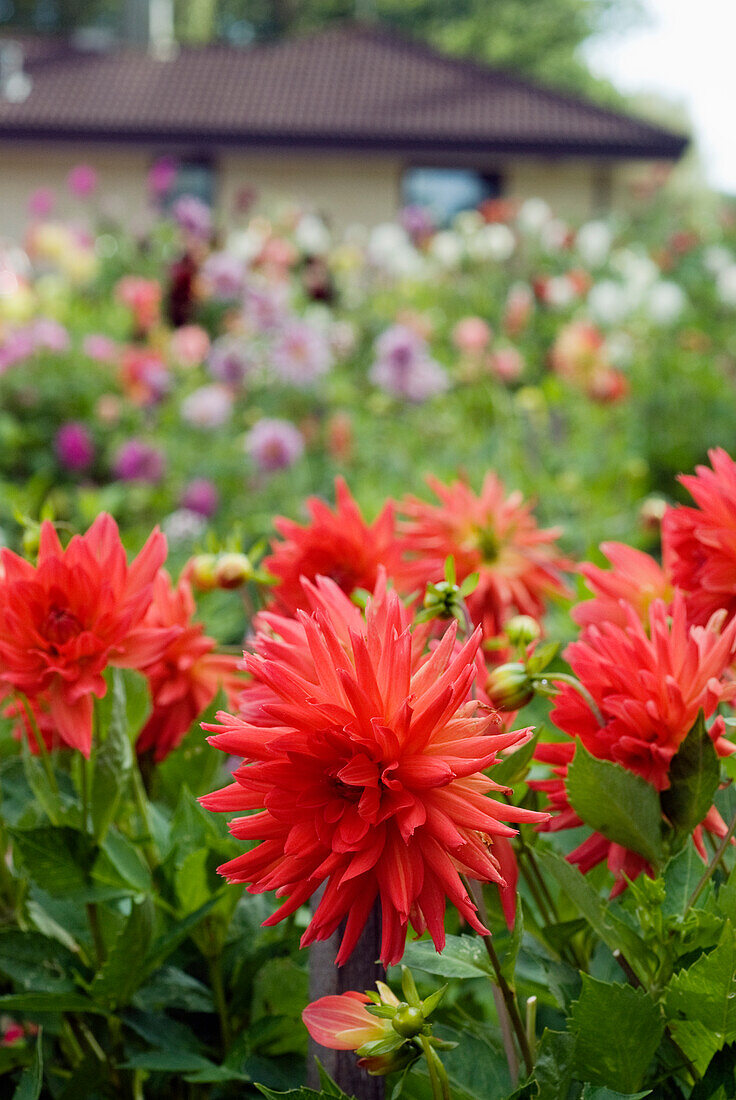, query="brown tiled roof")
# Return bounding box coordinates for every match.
[0,24,687,159]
